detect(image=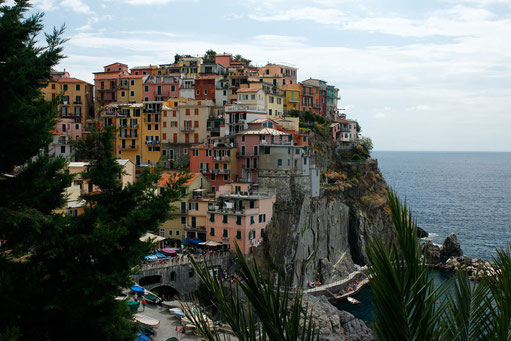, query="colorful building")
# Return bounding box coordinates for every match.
[93,62,129,108]
[224,104,267,137]
[206,182,276,254]
[258,63,298,86]
[302,78,327,116]
[195,75,218,101]
[114,103,142,164]
[117,74,144,104]
[157,172,209,242]
[189,137,238,192]
[178,57,202,77]
[143,75,179,102]
[282,85,300,113]
[41,71,94,126]
[141,101,163,166]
